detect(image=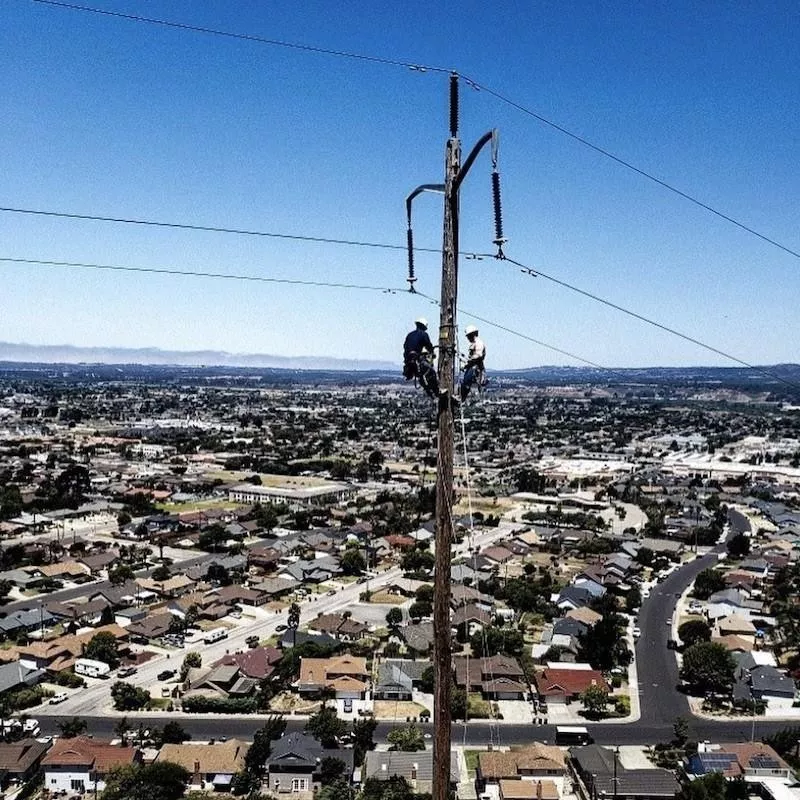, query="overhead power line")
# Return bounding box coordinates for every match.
[0,256,400,293]
[27,0,800,262]
[3,254,624,377]
[29,0,451,73]
[499,254,800,391]
[2,204,792,388]
[461,78,800,262]
[0,205,417,253]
